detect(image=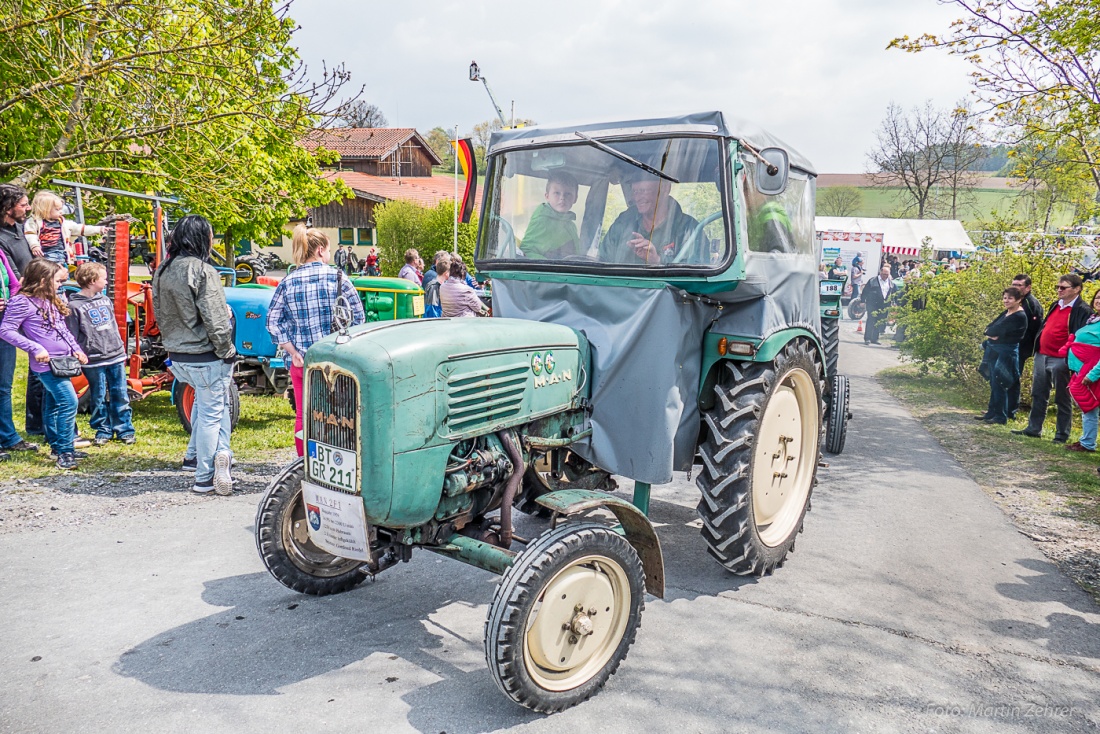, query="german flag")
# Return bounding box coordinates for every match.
[452,138,477,223]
